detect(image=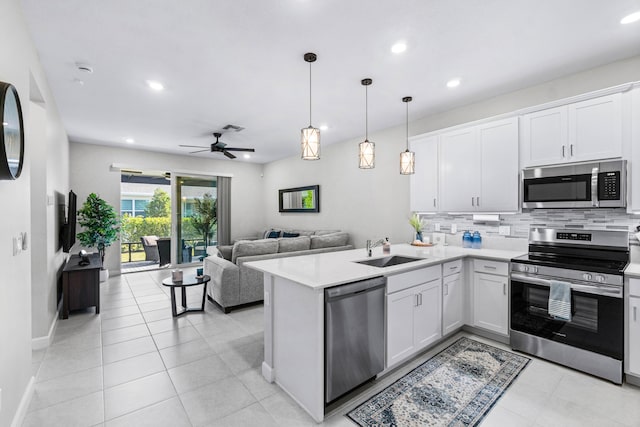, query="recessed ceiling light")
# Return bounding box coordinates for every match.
[320,124,329,131]
[621,11,640,24]
[391,42,407,54]
[2,122,8,126]
[243,153,251,159]
[146,80,164,91]
[124,137,135,144]
[446,78,461,88]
